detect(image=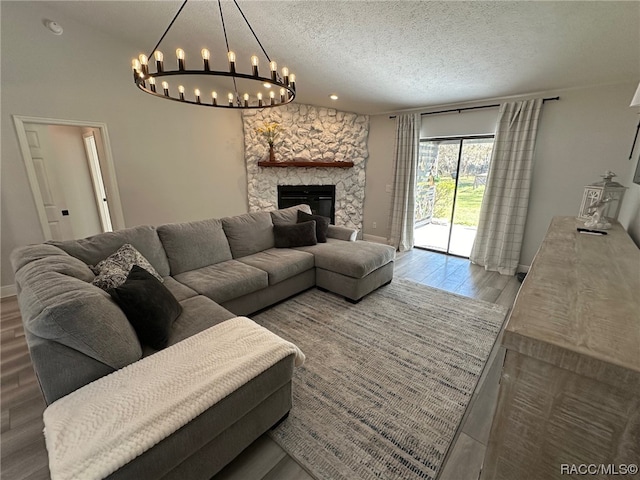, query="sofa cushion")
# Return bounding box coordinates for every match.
[237,248,315,286]
[14,261,142,369]
[109,266,182,350]
[157,218,233,275]
[273,221,317,248]
[164,296,236,350]
[297,210,330,243]
[92,244,163,291]
[295,238,396,279]
[161,276,198,302]
[174,260,269,304]
[270,204,312,226]
[222,212,274,258]
[49,225,170,277]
